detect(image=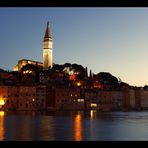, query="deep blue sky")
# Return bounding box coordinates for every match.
[0,8,148,86]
